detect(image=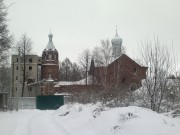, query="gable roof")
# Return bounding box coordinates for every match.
[110,54,148,69]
